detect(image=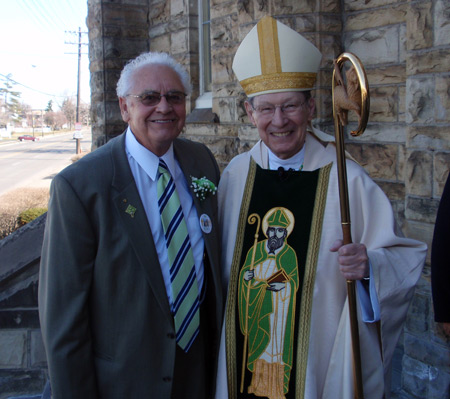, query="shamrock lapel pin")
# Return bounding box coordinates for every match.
[125,204,137,218]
